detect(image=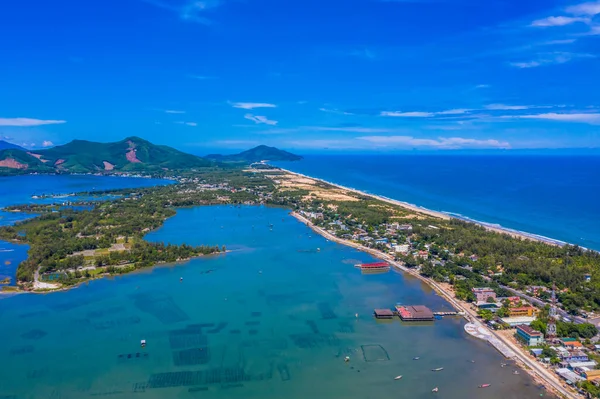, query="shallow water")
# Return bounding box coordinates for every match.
[0,205,554,398]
